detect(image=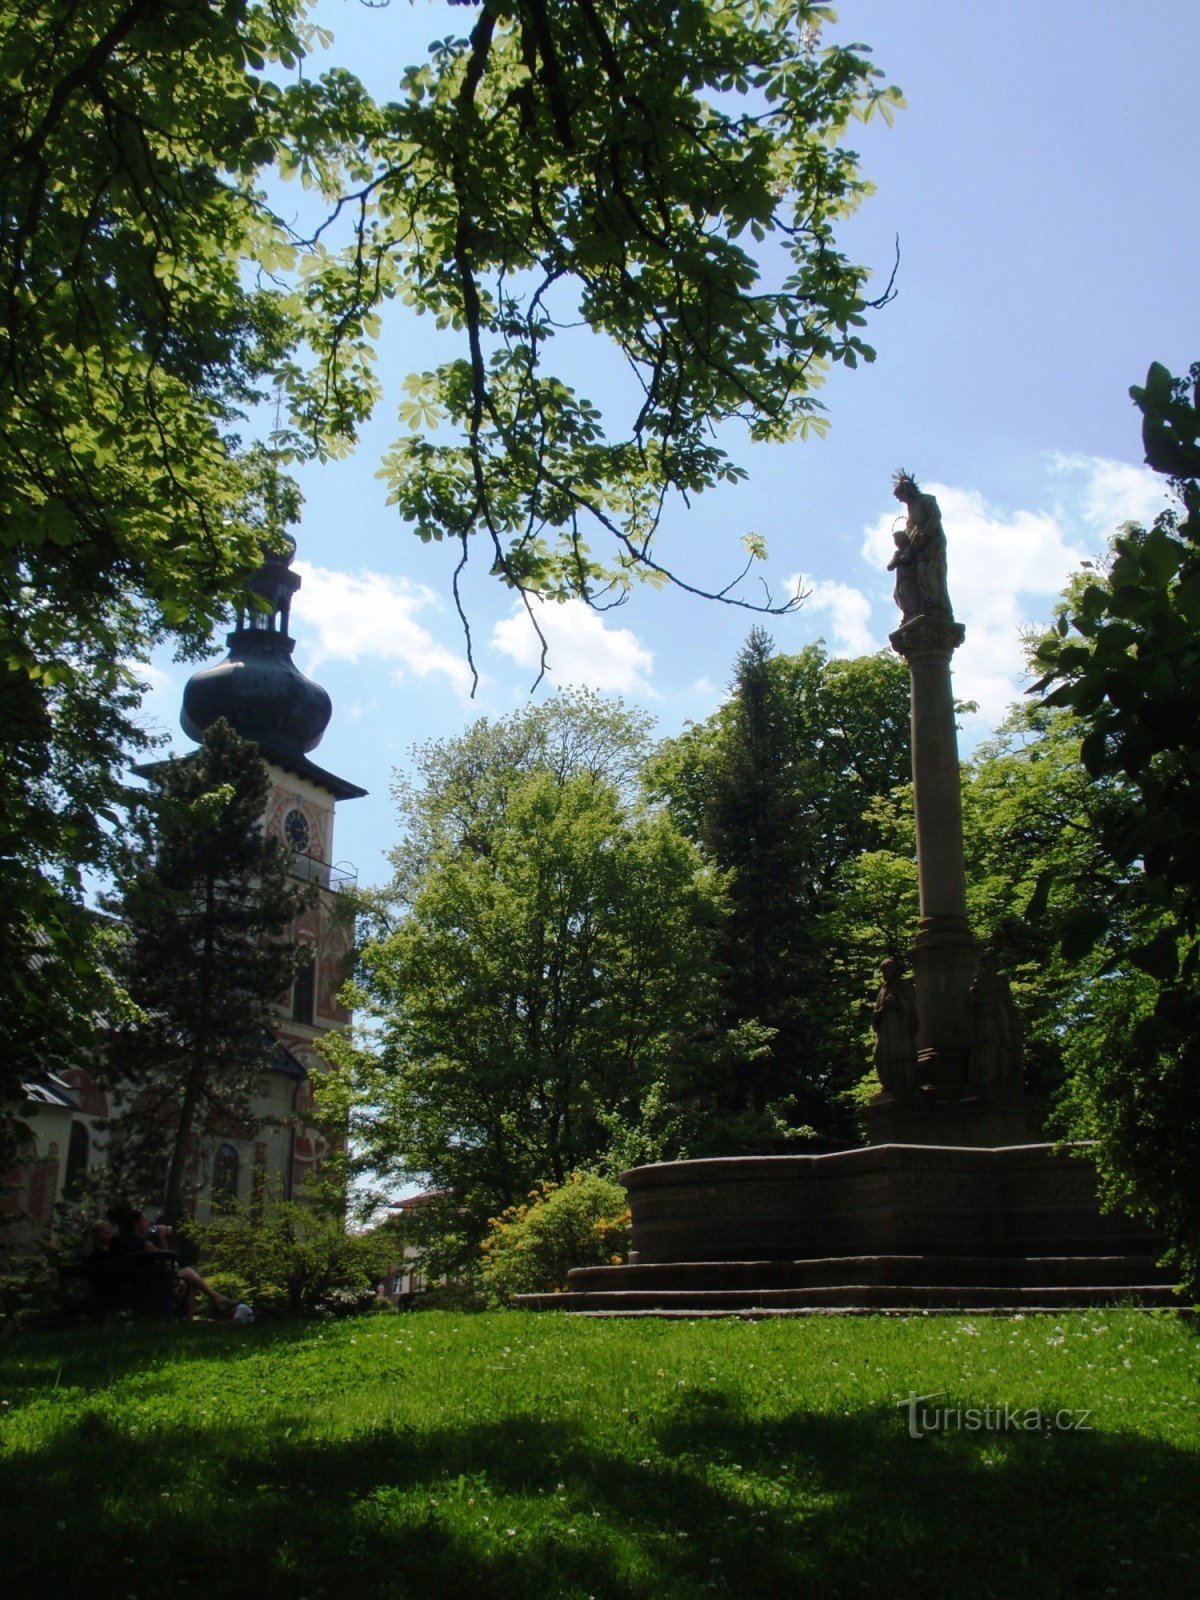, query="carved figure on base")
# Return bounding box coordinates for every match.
[968,952,1023,1095]
[886,528,923,619]
[872,957,919,1094]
